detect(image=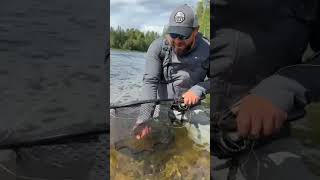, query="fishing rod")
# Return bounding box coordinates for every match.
[110,98,174,109]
